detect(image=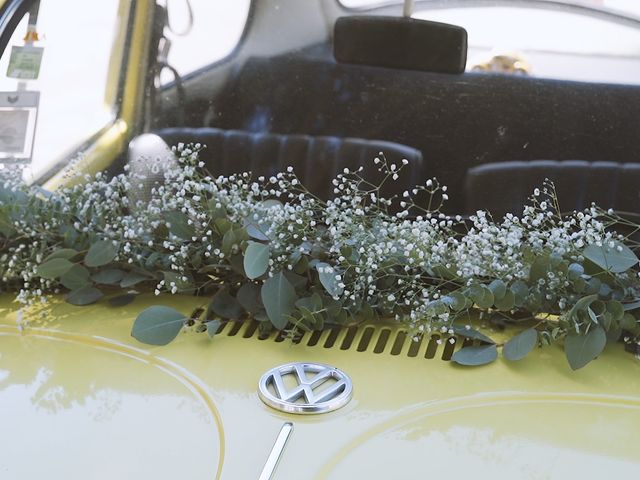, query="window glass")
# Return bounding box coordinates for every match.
[159,0,250,84]
[0,0,122,180]
[339,0,640,17]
